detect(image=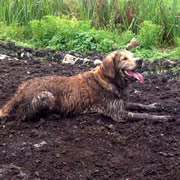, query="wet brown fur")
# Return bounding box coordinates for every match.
[0,50,142,122]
